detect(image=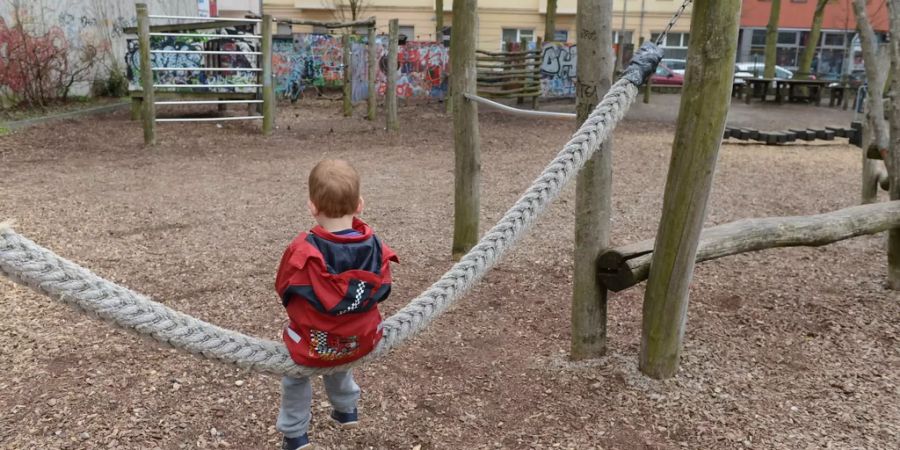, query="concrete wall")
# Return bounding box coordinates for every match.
[0,0,197,99]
